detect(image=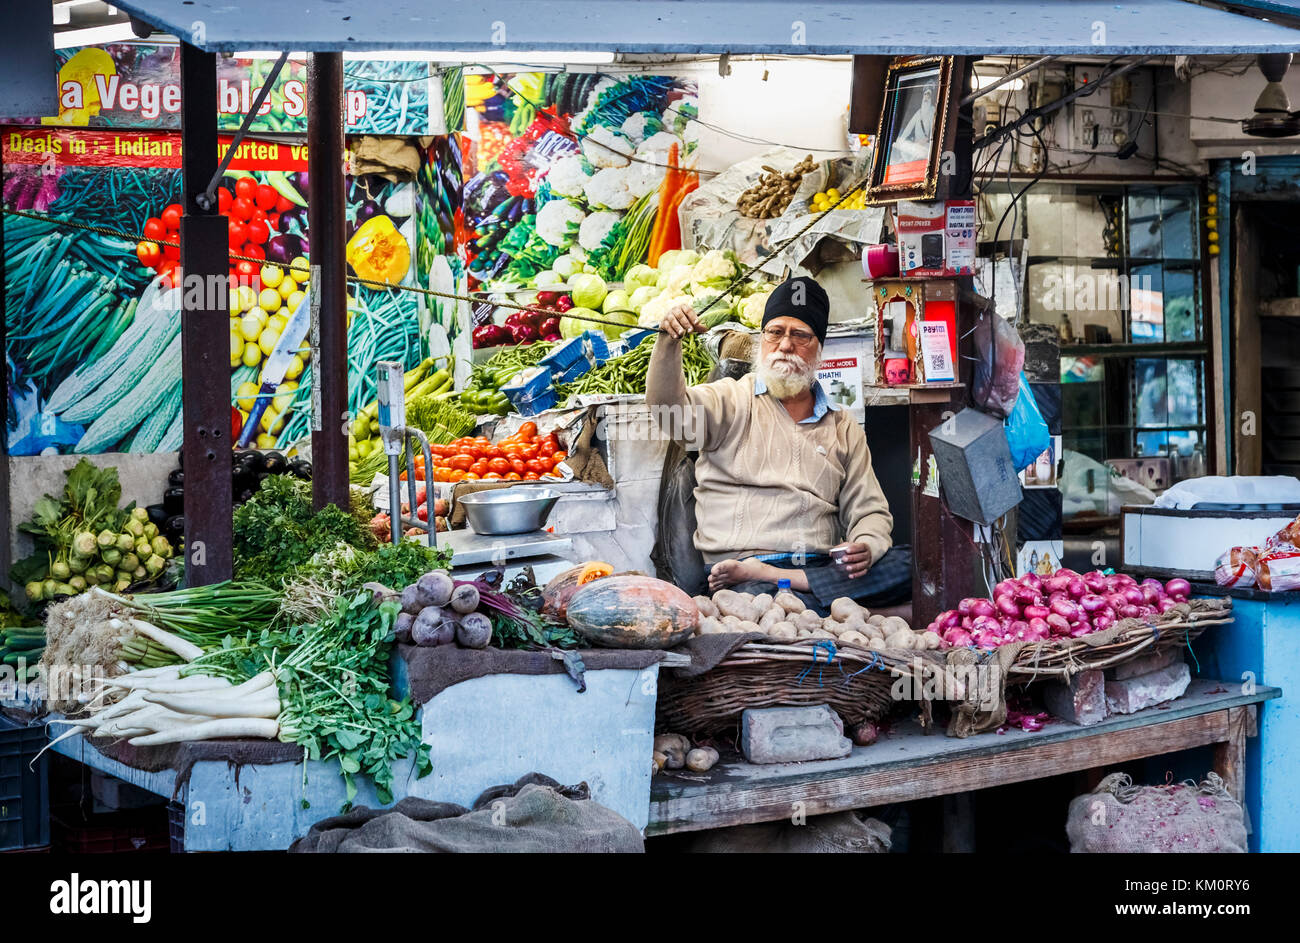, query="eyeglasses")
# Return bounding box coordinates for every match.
[761,327,817,348]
